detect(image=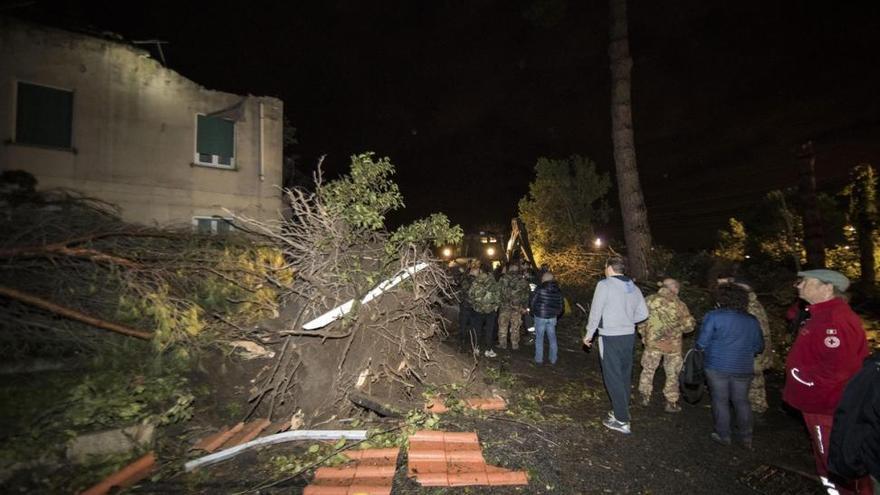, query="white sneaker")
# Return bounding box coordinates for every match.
[484,349,497,358]
[602,417,631,434]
